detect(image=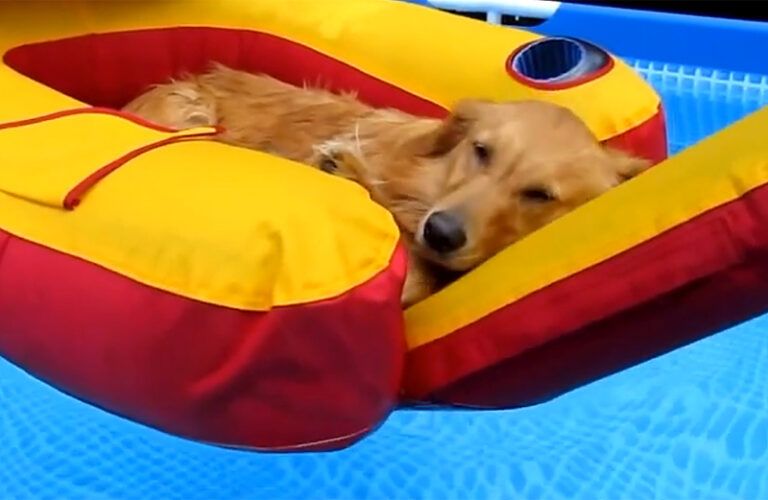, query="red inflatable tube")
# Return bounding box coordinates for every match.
[0,229,407,451]
[404,181,768,406]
